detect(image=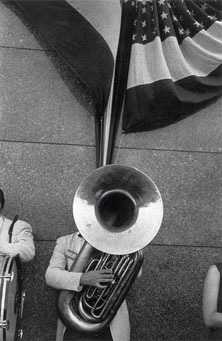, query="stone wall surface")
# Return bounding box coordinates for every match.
[0,1,222,340]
